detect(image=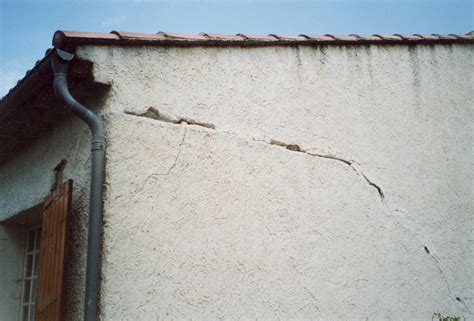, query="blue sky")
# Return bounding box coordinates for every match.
[0,0,472,96]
